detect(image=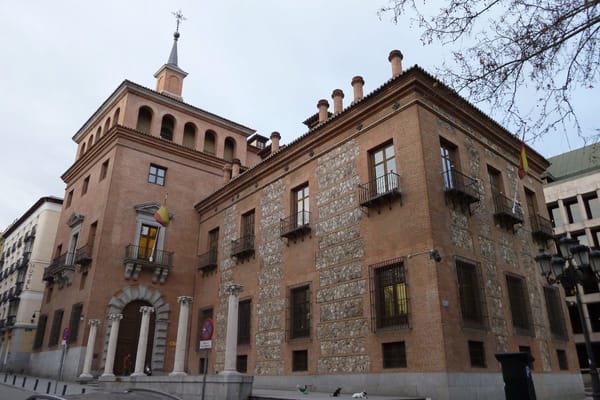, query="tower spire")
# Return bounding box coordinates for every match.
[154,10,188,100]
[168,10,186,66]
